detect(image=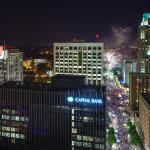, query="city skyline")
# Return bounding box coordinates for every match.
[0,0,149,45]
